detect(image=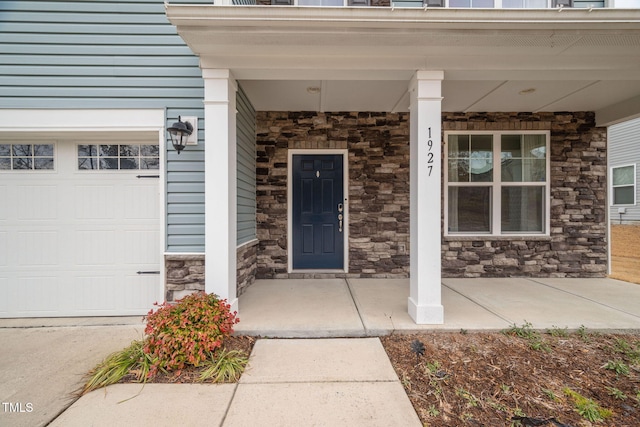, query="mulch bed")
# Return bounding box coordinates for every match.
[119,336,257,384]
[381,331,640,426]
